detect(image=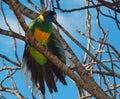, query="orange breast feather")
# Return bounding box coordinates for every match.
[34,28,50,41]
